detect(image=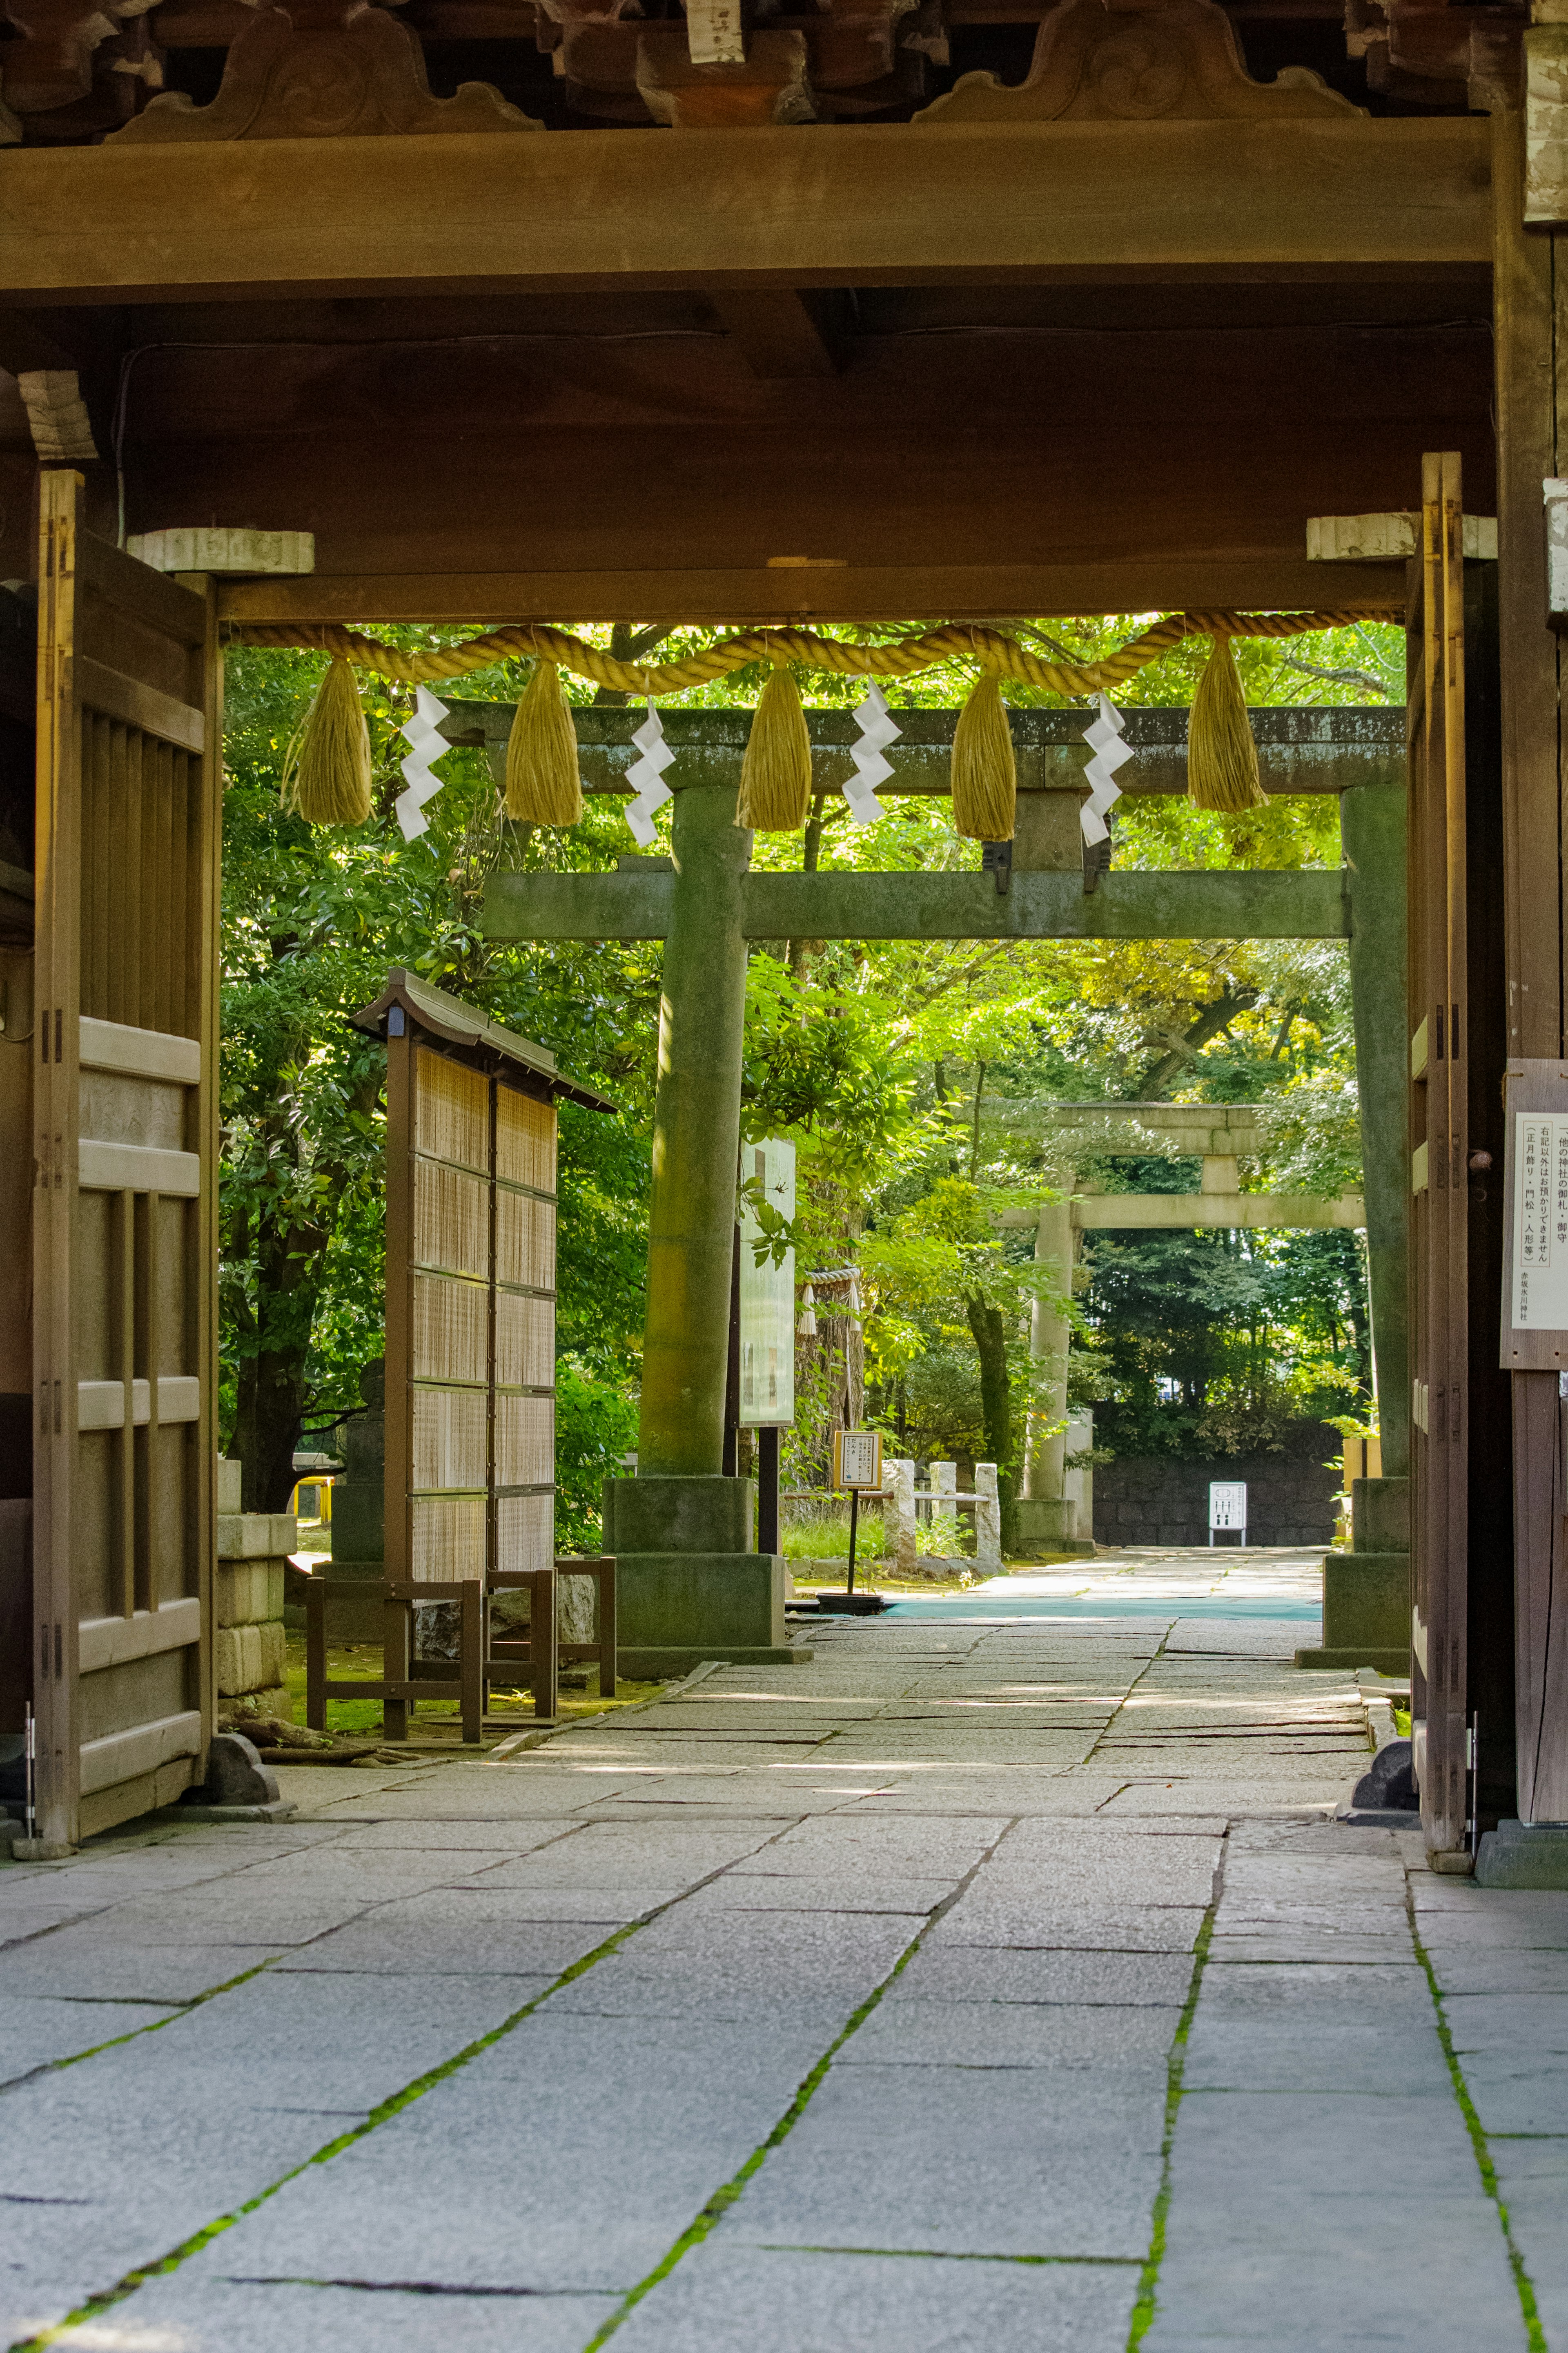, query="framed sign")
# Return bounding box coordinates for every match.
[1501,1062,1568,1368]
[1209,1481,1247,1533]
[834,1429,883,1491]
[738,1137,795,1427]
